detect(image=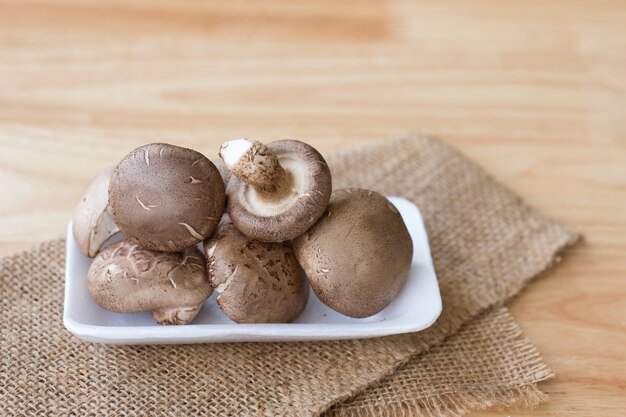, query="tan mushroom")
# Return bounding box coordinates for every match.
[211,158,232,186]
[292,188,413,318]
[109,143,225,252]
[87,240,212,325]
[72,166,119,257]
[204,216,308,323]
[219,139,332,242]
